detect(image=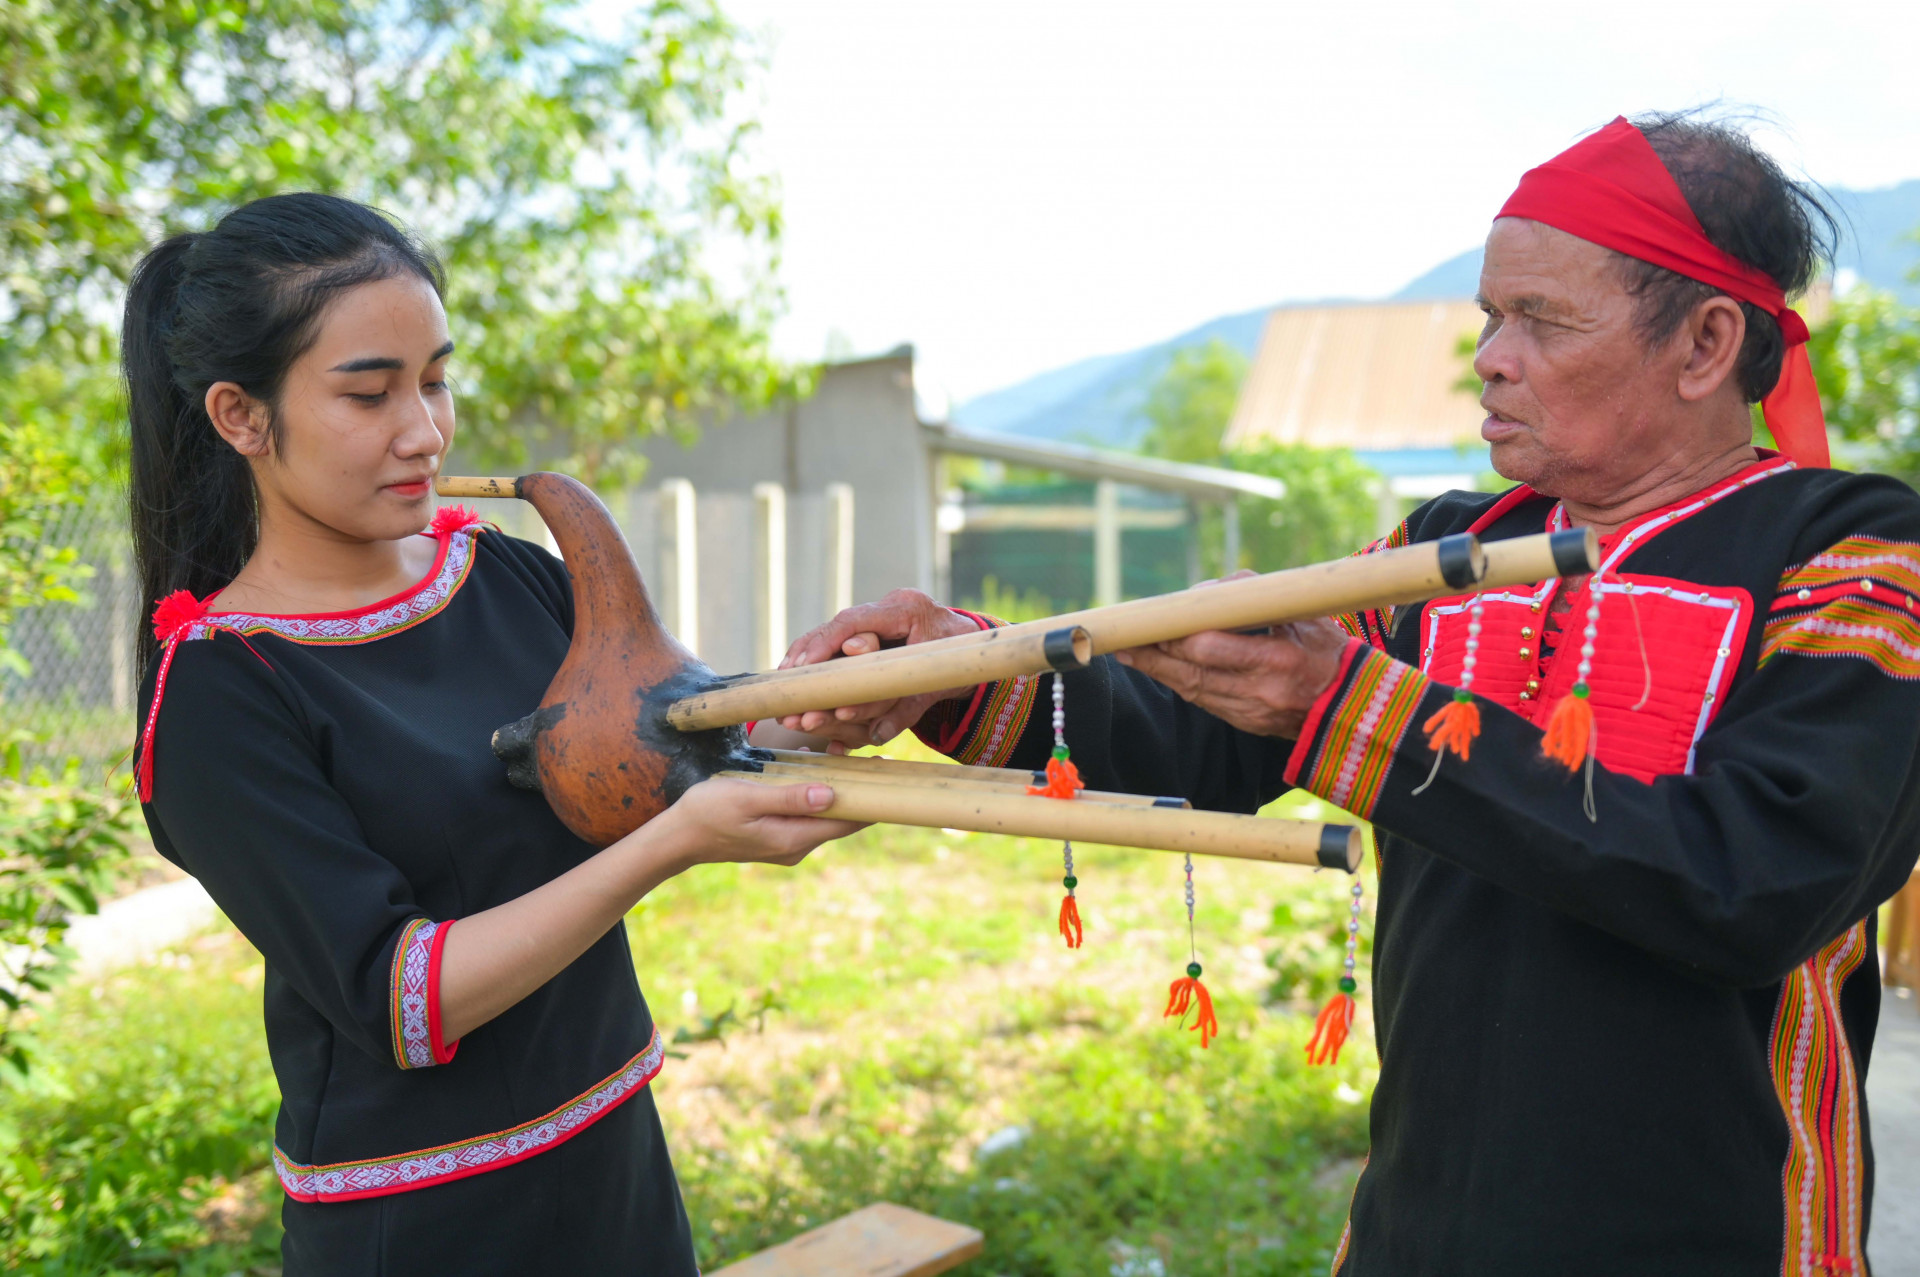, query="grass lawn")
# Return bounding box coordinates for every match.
[0,777,1376,1276]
